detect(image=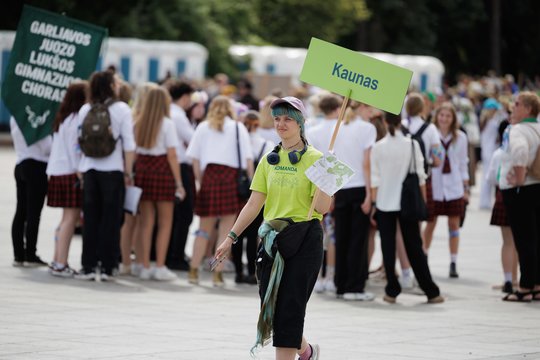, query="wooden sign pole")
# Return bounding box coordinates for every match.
[307,89,352,219]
